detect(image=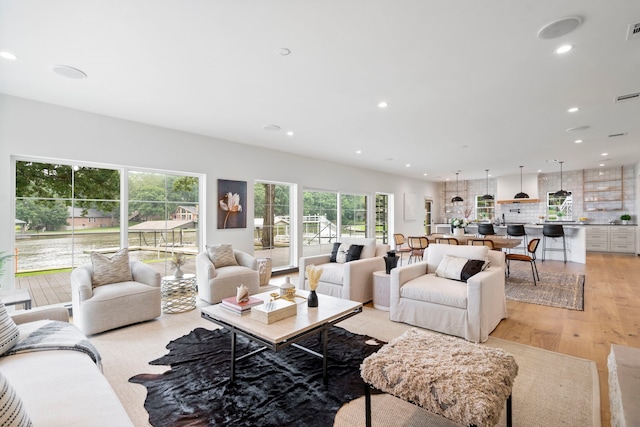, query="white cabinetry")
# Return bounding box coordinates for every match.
[585,226,636,253]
